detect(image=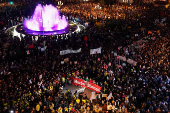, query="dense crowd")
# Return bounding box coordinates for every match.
[59,3,144,21]
[0,1,170,113]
